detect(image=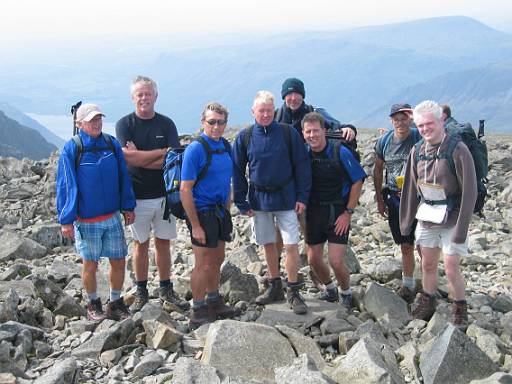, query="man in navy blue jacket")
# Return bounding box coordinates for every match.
[56,103,136,322]
[233,90,311,314]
